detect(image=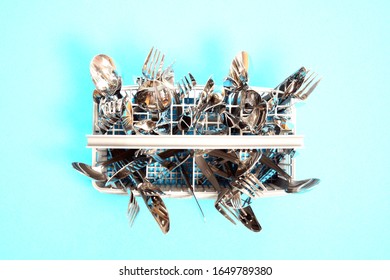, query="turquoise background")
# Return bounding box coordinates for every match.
[0,0,389,259]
